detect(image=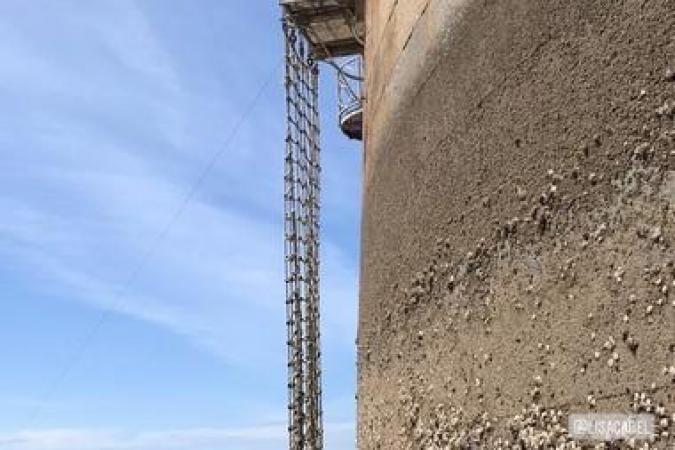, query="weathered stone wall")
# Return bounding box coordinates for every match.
[358,1,675,447]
